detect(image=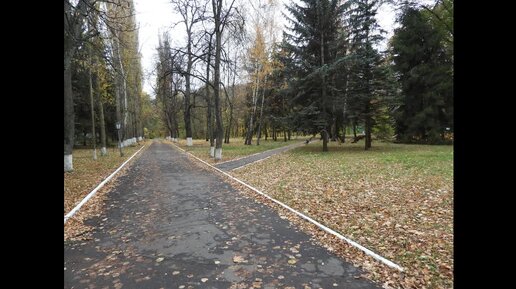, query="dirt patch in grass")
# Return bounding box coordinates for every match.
[64,142,147,241]
[231,141,453,289]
